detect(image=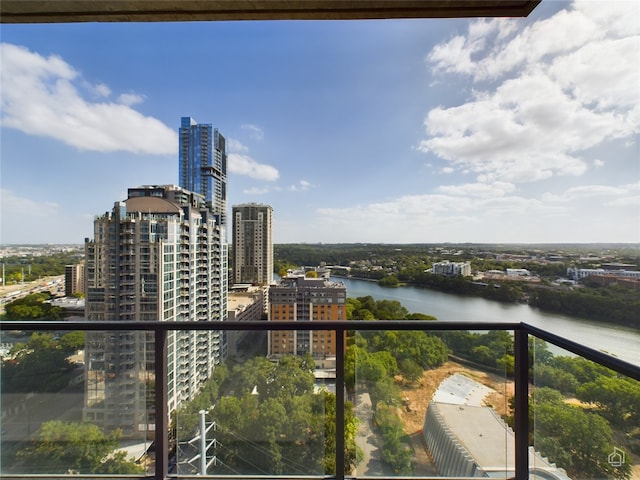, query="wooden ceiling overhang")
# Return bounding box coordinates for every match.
[1,1,541,24]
